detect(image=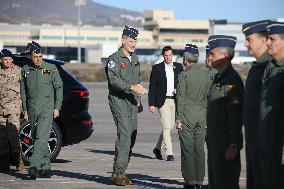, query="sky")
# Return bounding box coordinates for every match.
[92,0,284,22]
